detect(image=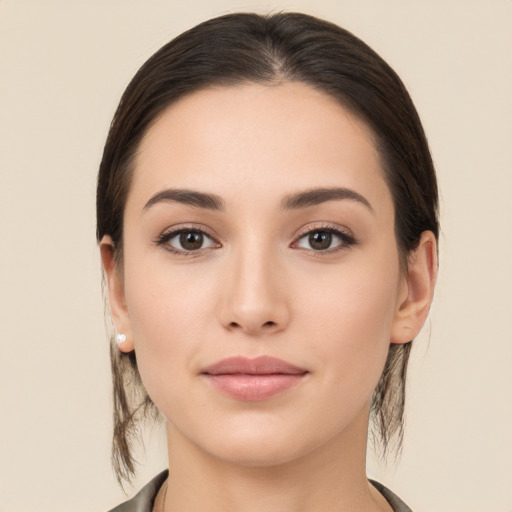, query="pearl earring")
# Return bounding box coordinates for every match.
[116,333,127,345]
